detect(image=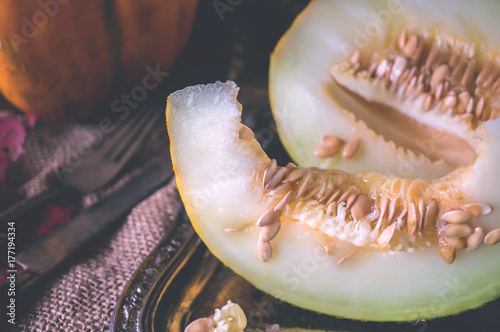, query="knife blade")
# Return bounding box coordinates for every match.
[13,152,174,293]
